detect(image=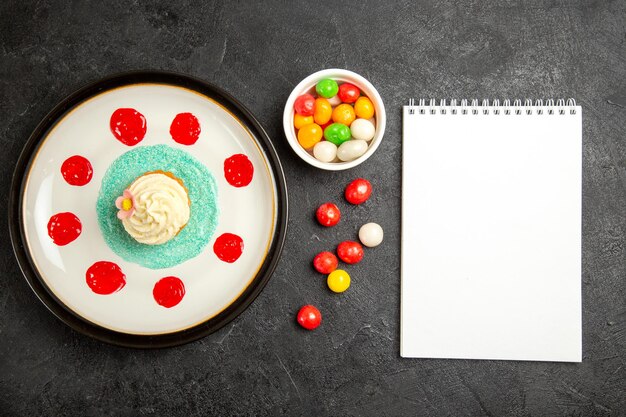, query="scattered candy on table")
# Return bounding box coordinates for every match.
[313,251,338,274]
[297,305,322,330]
[345,178,372,205]
[327,269,351,293]
[359,222,384,247]
[298,178,382,332]
[337,240,364,264]
[316,202,341,227]
[292,78,377,163]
